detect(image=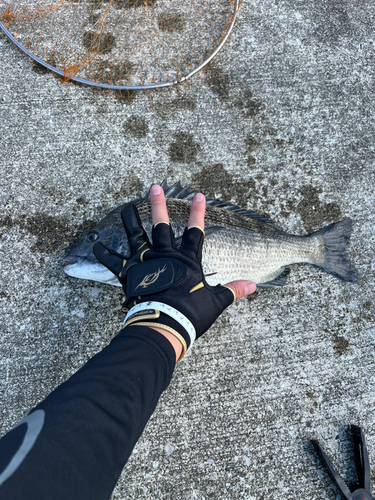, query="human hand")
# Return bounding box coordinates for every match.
[147,184,256,300]
[93,185,256,361]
